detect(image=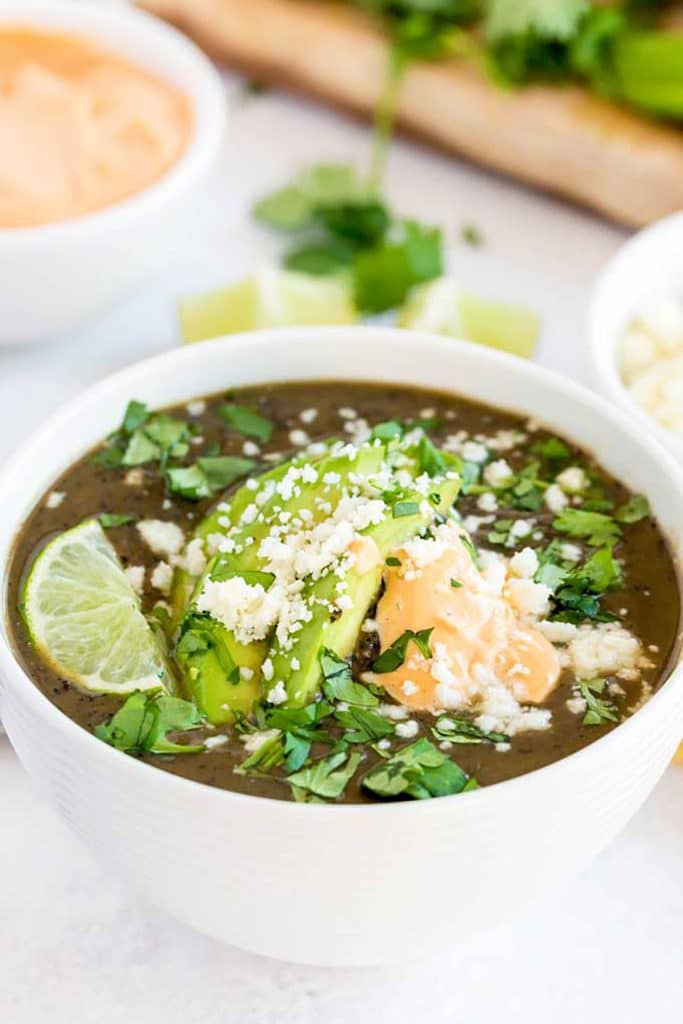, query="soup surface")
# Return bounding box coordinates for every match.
[0,27,191,228]
[7,381,681,803]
